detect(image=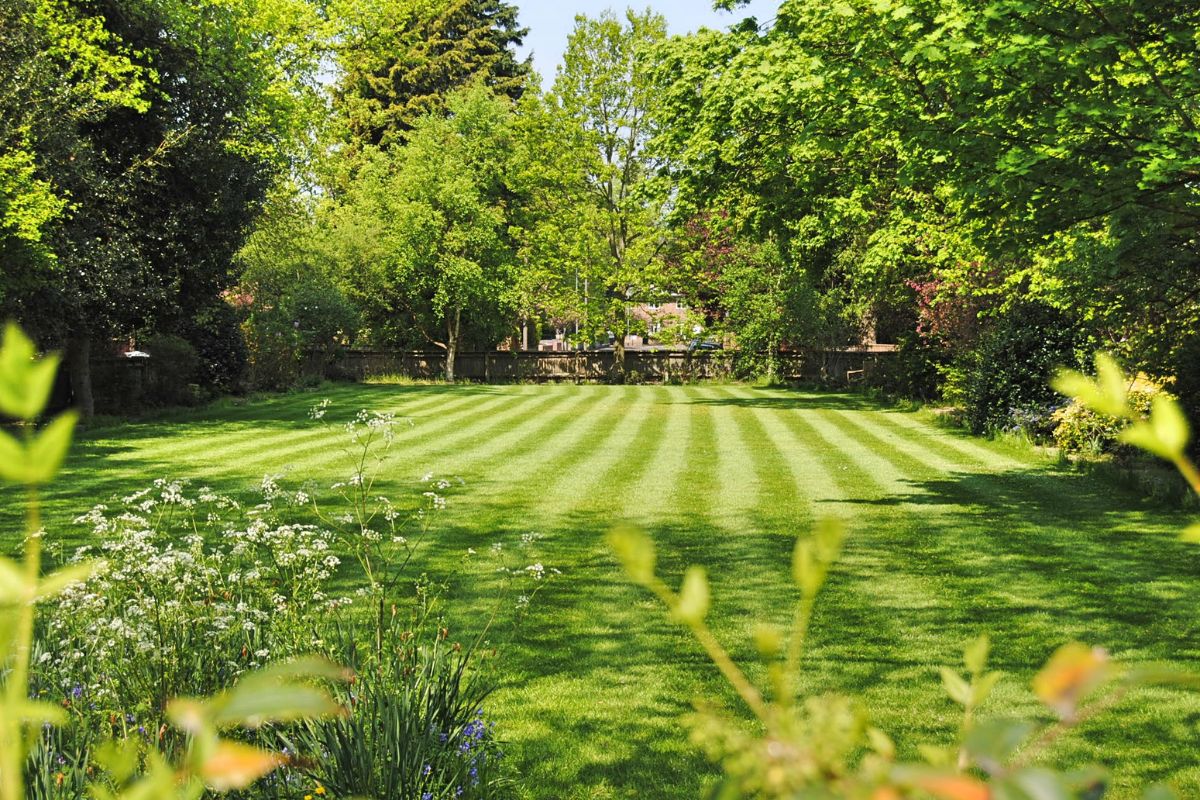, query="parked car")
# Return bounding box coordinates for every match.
[687,338,723,352]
